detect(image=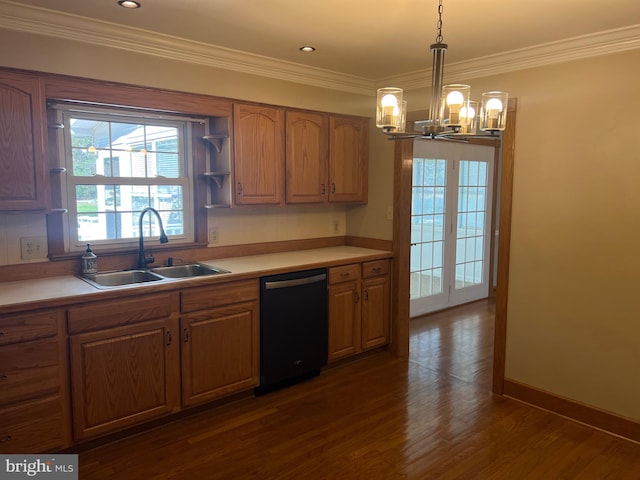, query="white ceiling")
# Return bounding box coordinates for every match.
[2,0,640,91]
